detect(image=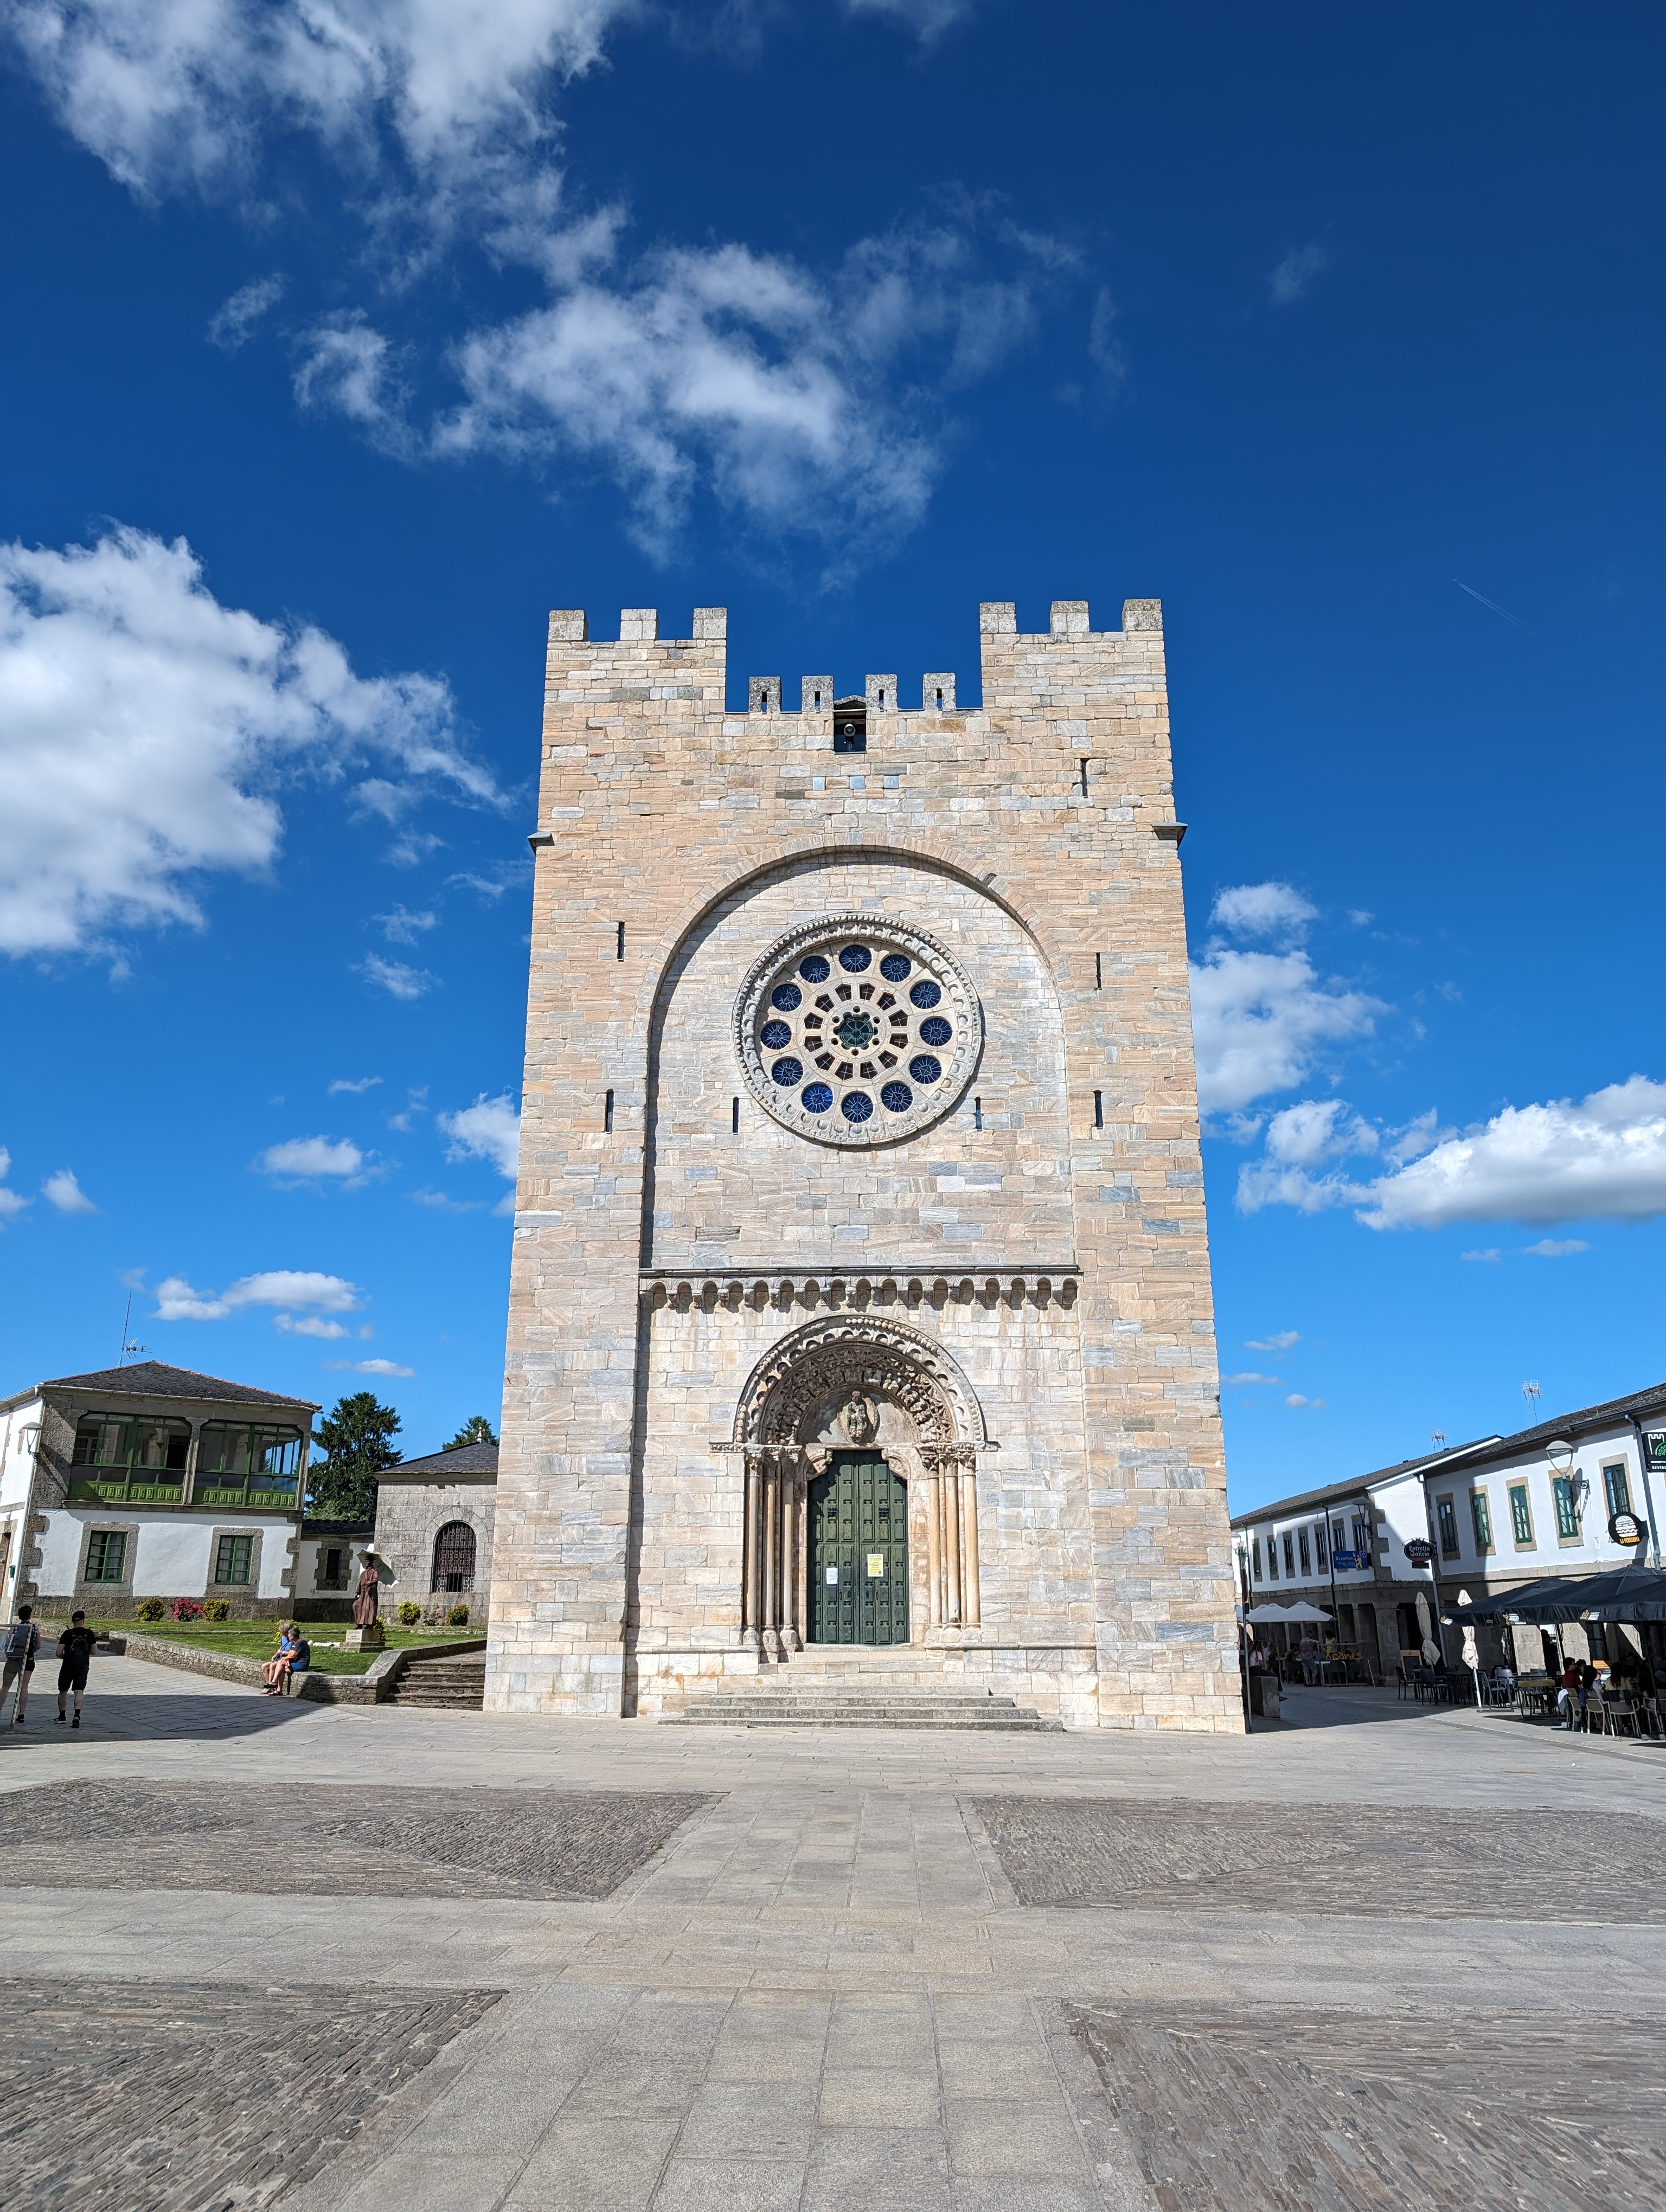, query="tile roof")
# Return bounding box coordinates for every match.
[1229,1439,1498,1528]
[8,1360,318,1413]
[380,1441,499,1480]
